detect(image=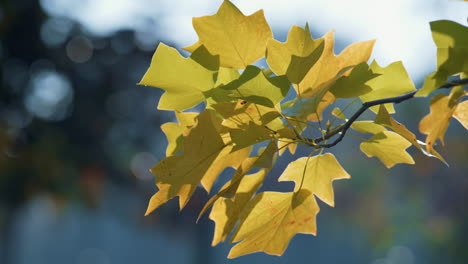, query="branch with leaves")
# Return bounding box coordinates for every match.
[138,0,468,258]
